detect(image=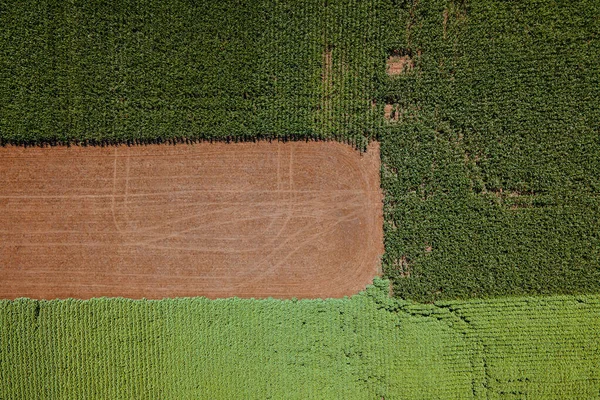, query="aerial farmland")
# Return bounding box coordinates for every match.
[1,0,599,398]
